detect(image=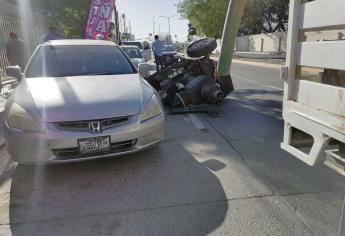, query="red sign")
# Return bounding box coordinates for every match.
[84,0,115,40]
